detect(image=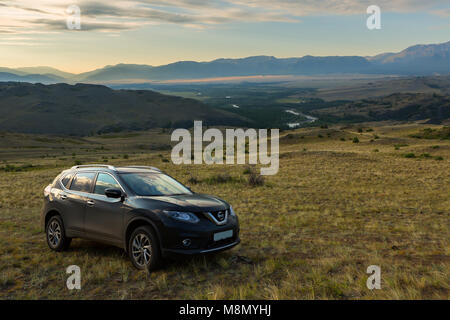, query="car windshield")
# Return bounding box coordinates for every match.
[119,172,192,196]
